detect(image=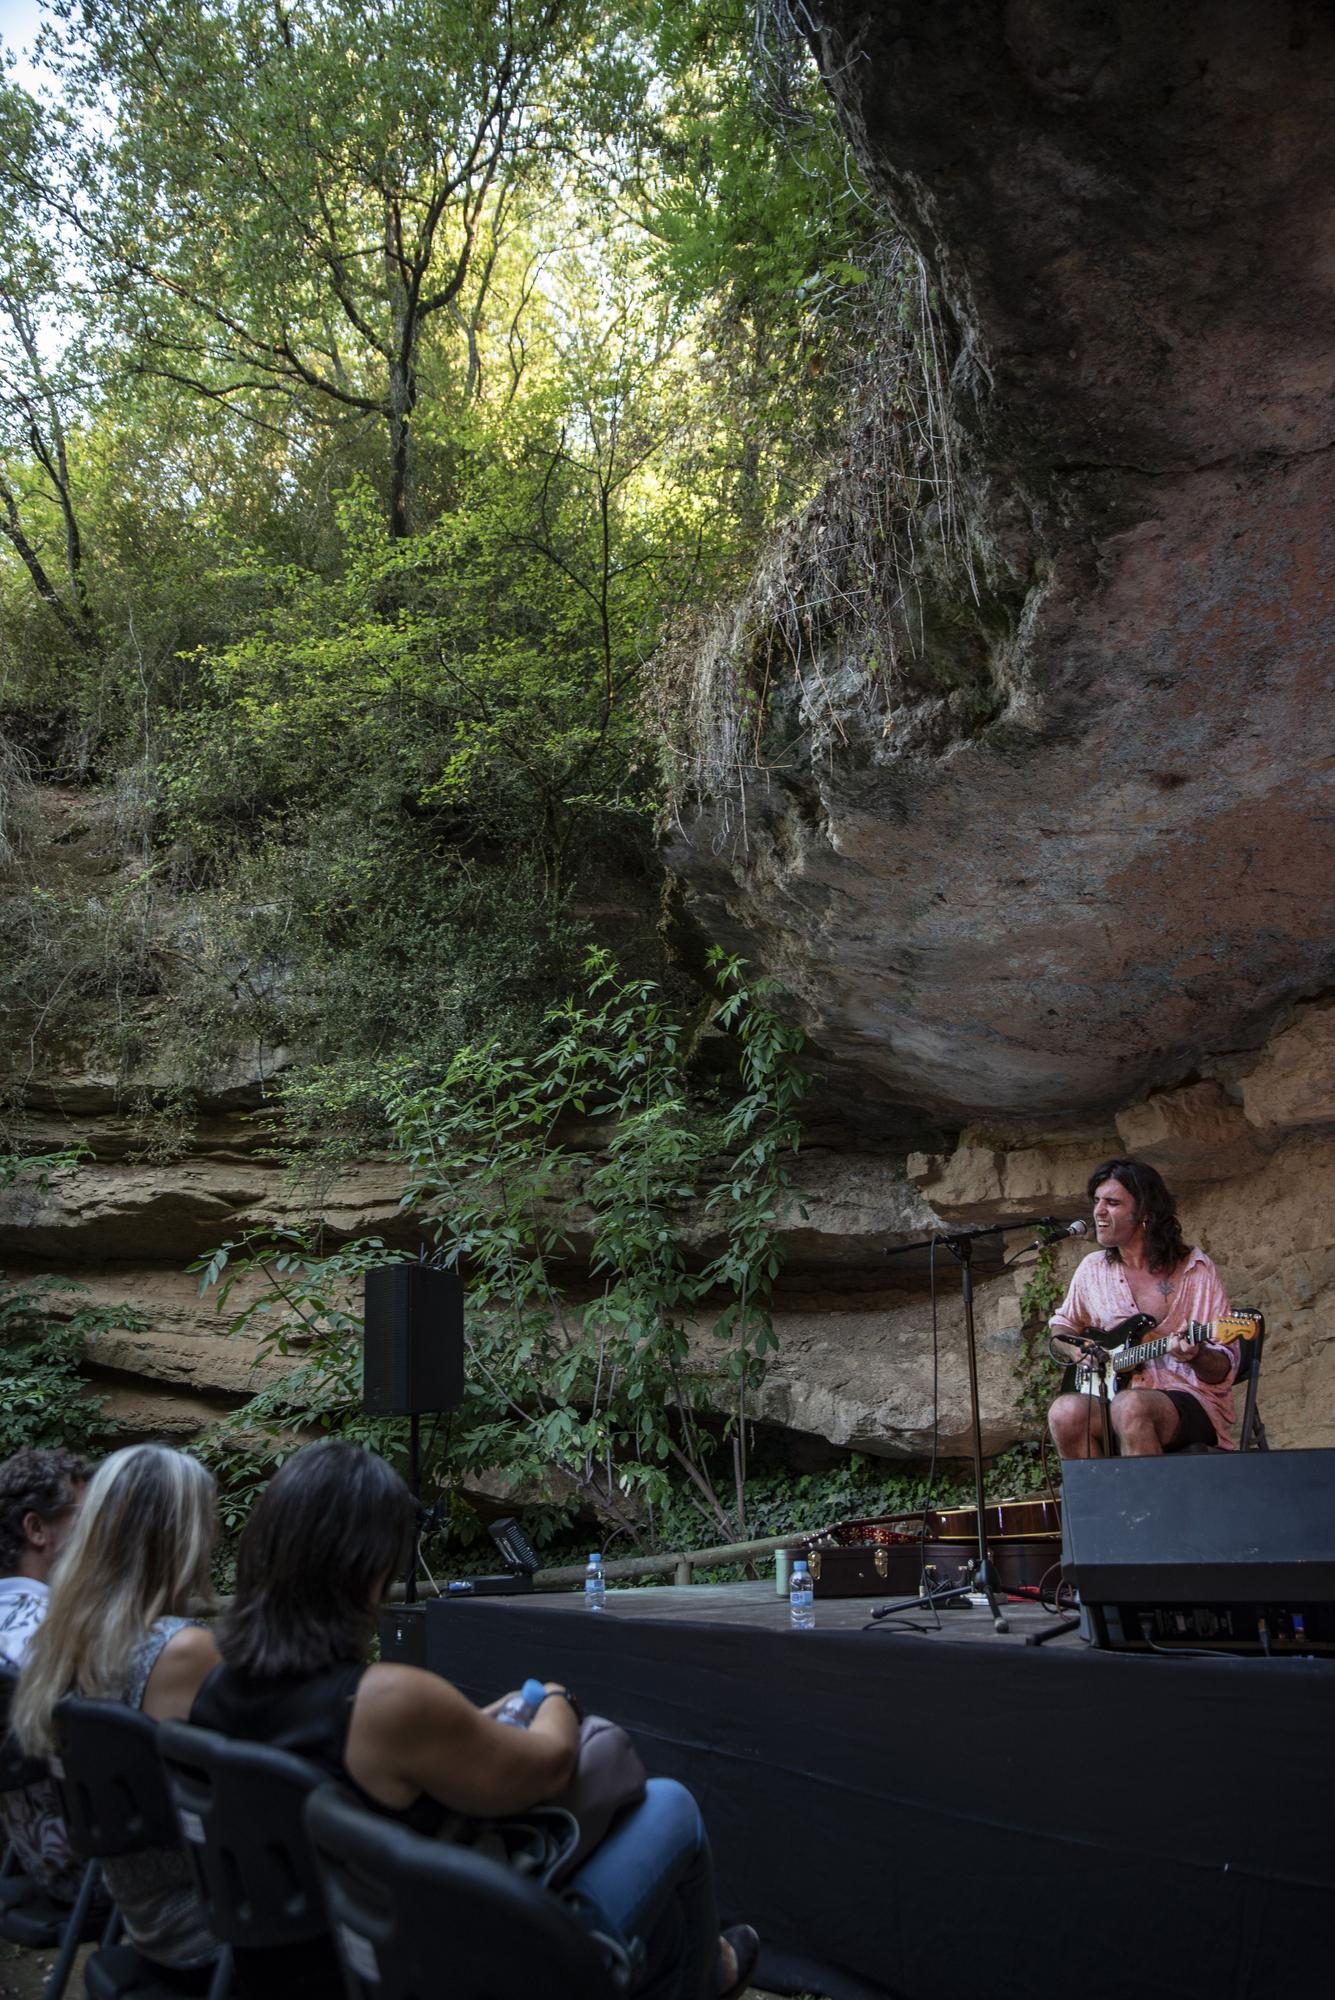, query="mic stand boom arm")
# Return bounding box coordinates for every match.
[876,1216,1074,1635]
